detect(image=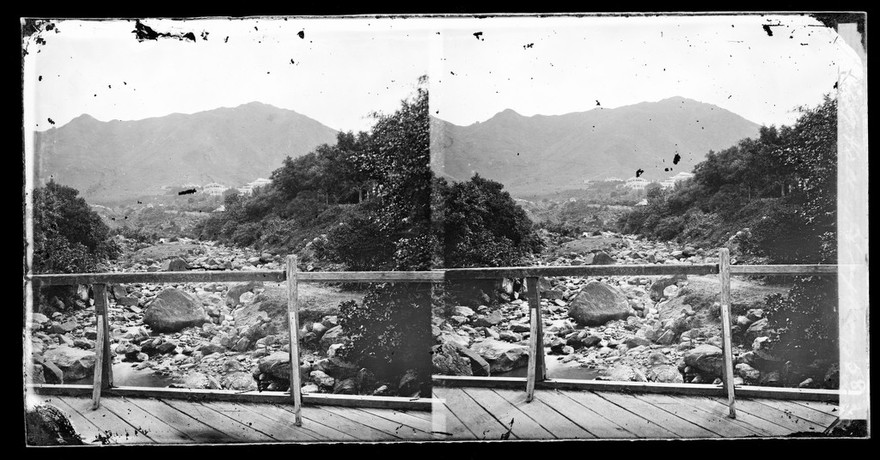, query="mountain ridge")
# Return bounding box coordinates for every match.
[431,96,762,196]
[33,103,339,203]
